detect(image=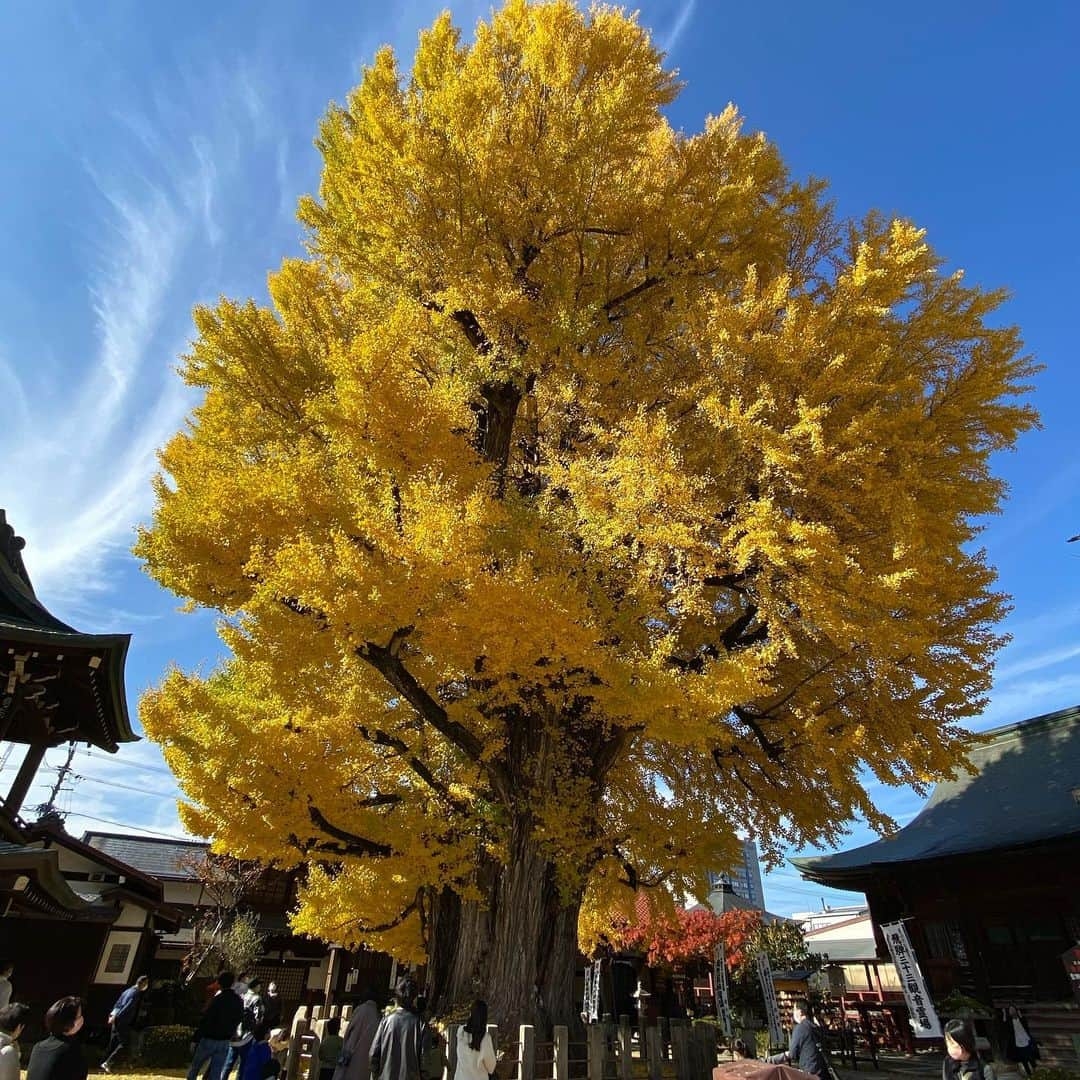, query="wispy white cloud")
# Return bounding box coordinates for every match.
[0,56,292,621]
[659,0,697,58]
